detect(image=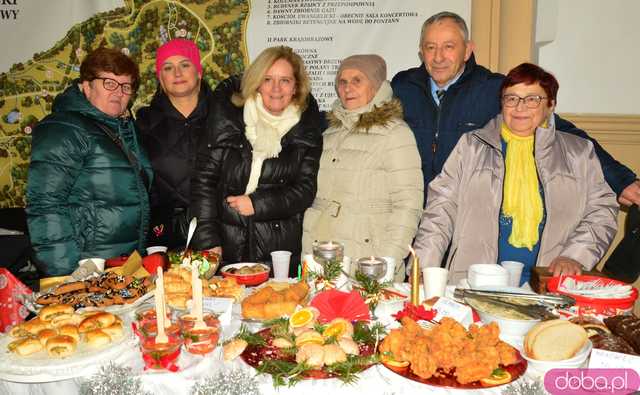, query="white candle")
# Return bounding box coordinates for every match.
[155,266,168,342]
[191,260,198,316]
